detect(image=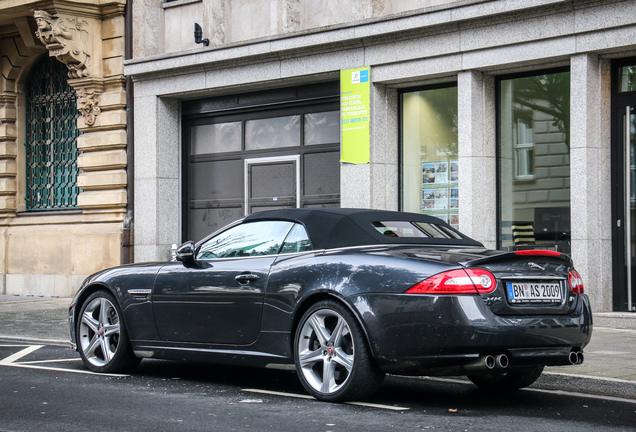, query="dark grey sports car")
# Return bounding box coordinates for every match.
[69,208,592,401]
